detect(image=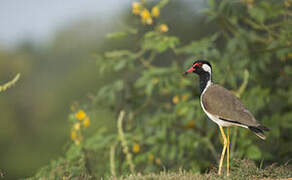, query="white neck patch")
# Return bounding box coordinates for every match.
[202,64,212,74]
